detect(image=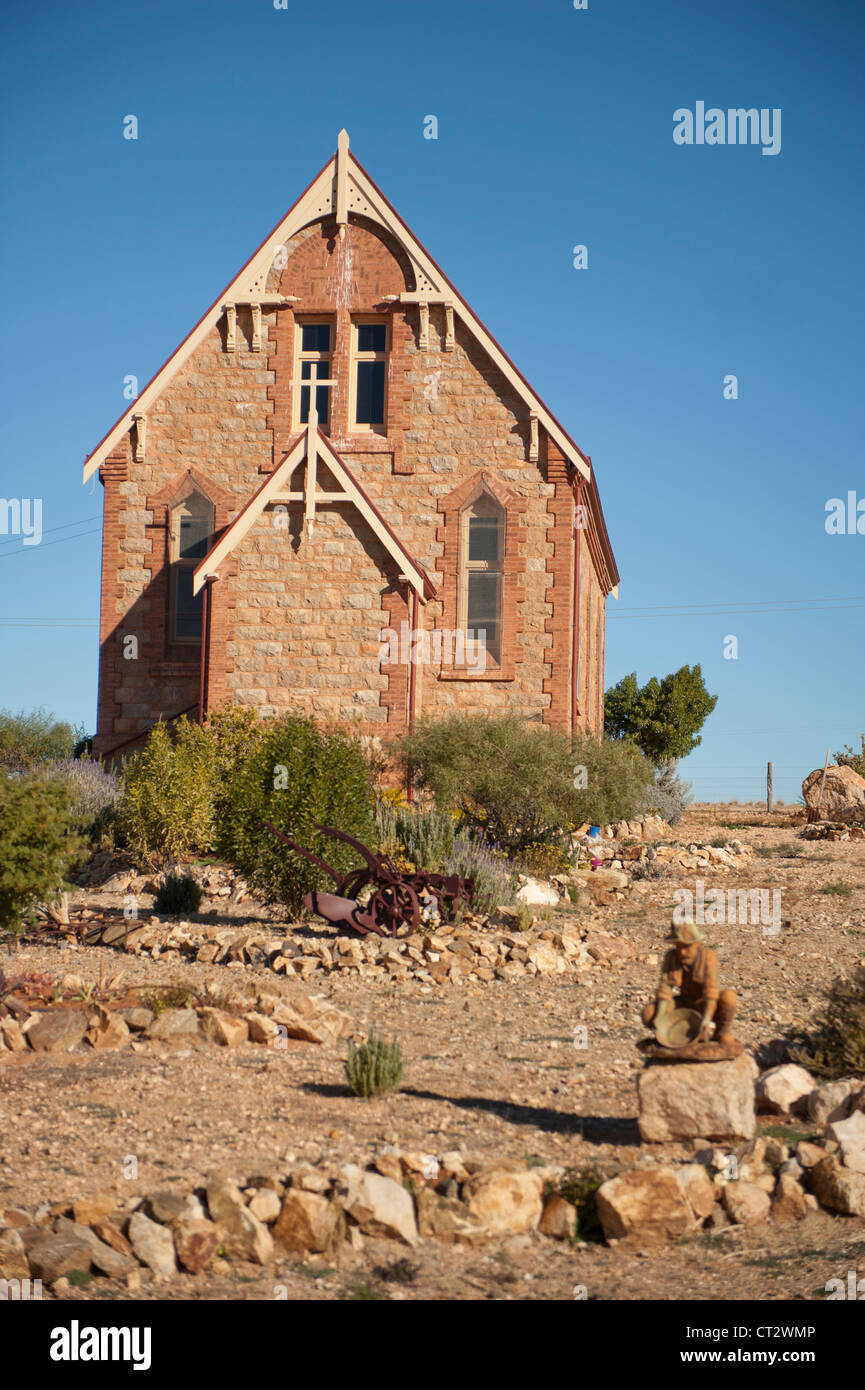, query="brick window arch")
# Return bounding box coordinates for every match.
[168,487,214,644]
[436,470,526,682]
